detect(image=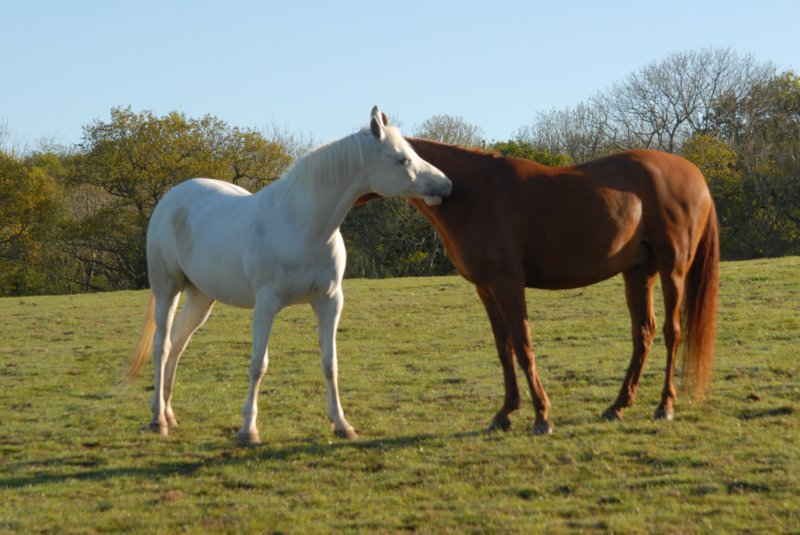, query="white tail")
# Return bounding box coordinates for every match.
[124,292,155,383]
